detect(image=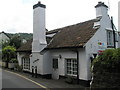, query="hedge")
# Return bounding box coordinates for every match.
[91,48,120,88]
